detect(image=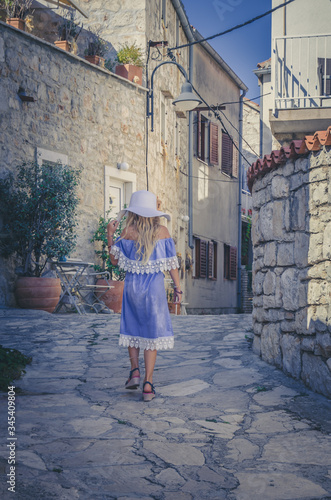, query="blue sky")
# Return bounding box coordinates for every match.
[182,0,272,101]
